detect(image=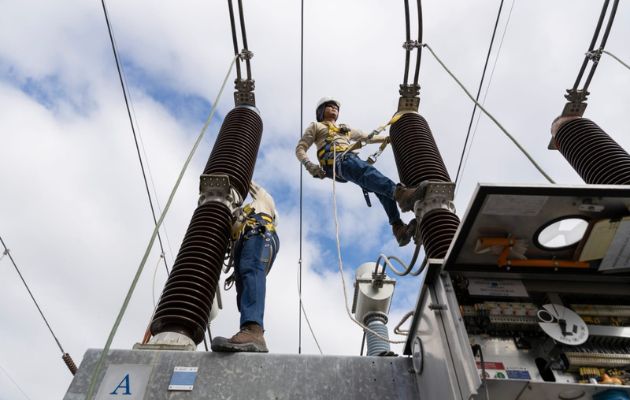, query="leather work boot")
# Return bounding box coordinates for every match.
[211,323,269,353]
[392,220,414,247]
[393,184,420,212]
